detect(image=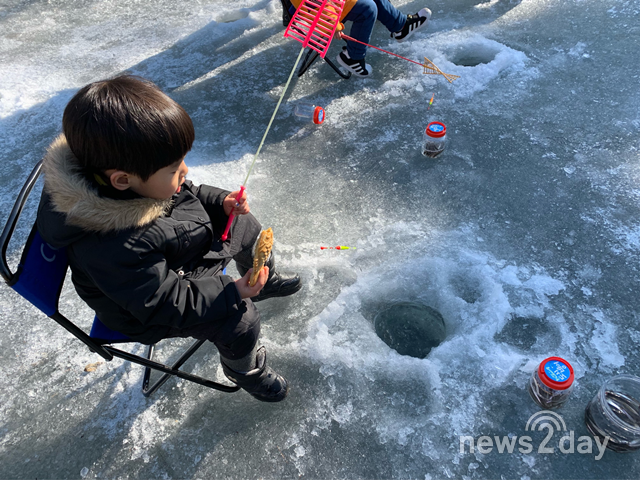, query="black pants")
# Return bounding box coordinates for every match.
[166,213,262,360]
